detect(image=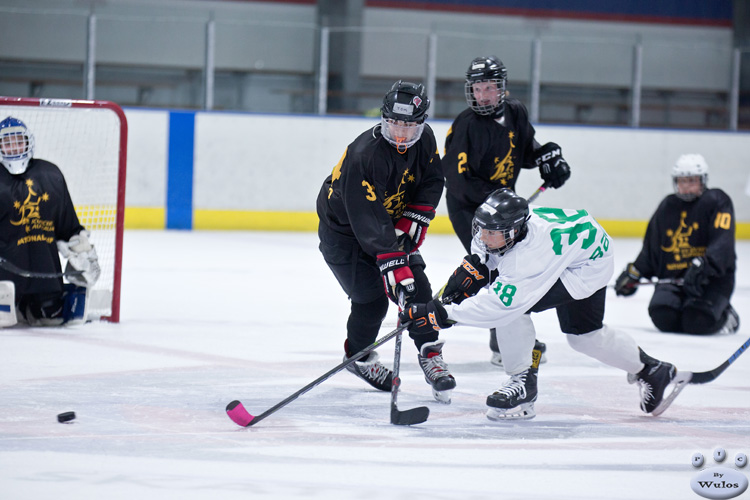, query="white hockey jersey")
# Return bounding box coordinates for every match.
[444,205,614,329]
